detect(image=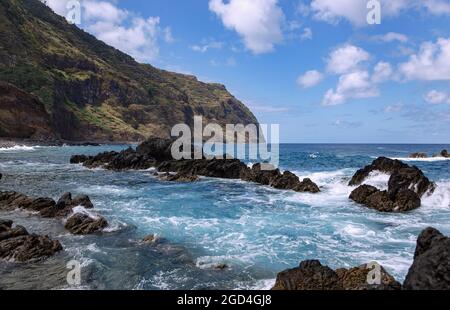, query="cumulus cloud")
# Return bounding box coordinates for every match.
[208,0,284,54]
[326,44,370,75]
[399,37,450,81]
[297,70,323,88]
[384,102,403,113]
[323,70,379,106]
[372,61,393,83]
[423,0,450,15]
[424,90,450,104]
[300,27,313,41]
[45,0,173,63]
